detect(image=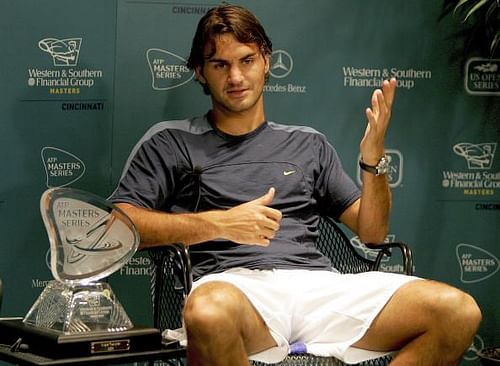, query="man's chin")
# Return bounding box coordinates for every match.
[220,100,254,113]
